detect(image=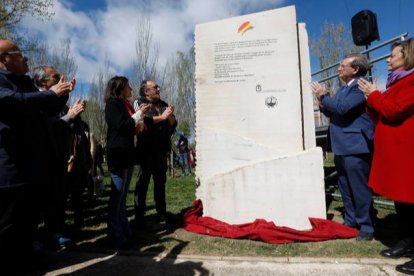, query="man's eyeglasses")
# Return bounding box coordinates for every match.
[0,51,26,59]
[147,84,160,91]
[338,63,353,68]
